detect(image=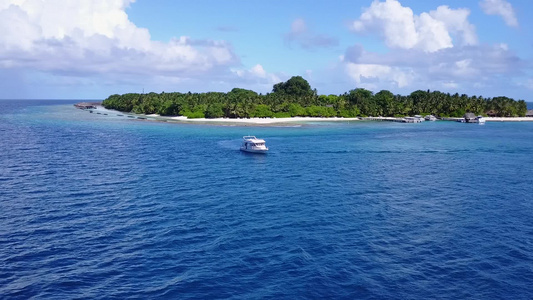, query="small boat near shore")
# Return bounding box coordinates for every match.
[414,115,425,122]
[403,117,422,123]
[240,136,268,153]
